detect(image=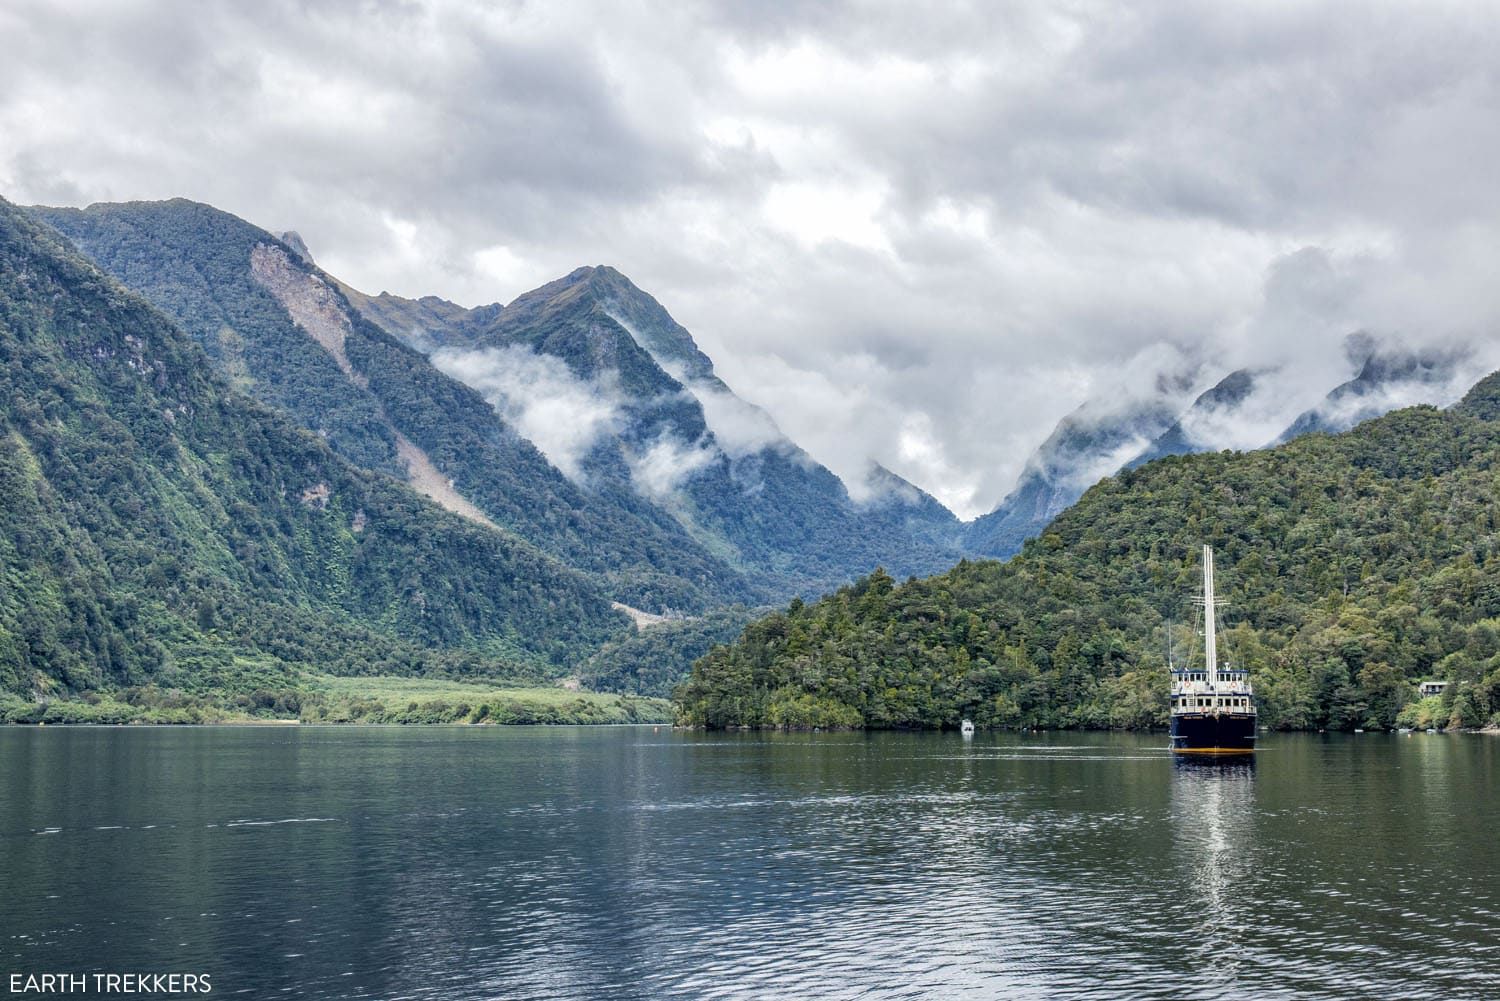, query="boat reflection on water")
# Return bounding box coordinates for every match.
[1172,753,1256,774]
[1169,753,1257,983]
